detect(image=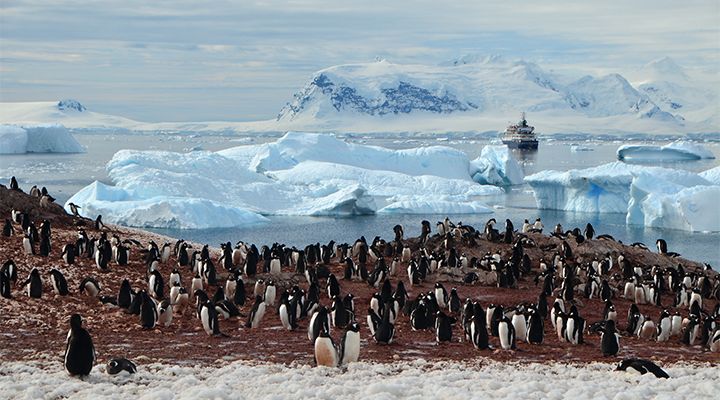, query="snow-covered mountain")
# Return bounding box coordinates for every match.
[0,57,717,135]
